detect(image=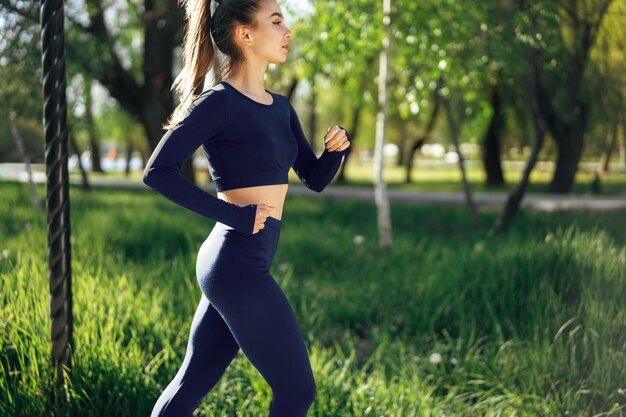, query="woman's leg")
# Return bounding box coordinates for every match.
[150,294,240,417]
[171,217,315,416]
[208,269,317,417]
